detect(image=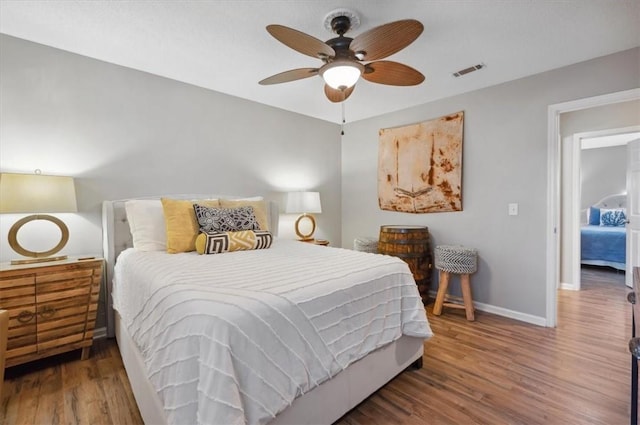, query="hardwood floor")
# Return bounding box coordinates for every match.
[1,266,633,424]
[1,337,142,425]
